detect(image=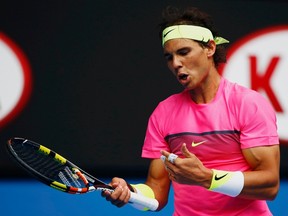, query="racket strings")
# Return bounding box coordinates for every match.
[9,138,110,193]
[11,141,84,187]
[13,144,62,179]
